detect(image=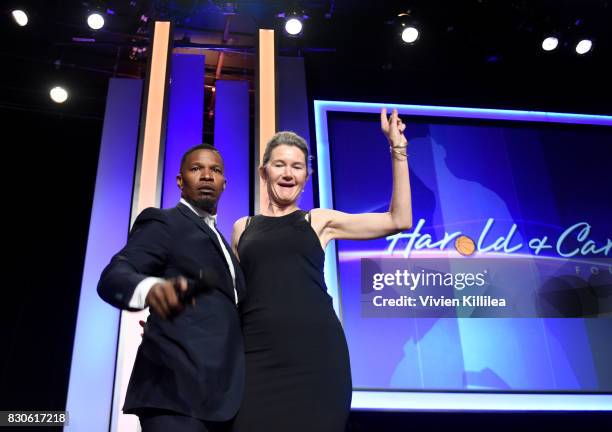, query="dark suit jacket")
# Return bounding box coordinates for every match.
[97,203,246,421]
